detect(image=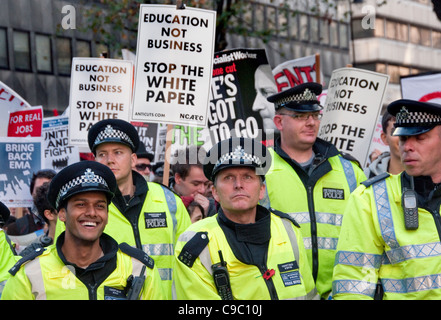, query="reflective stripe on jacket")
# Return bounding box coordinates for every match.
[262,148,366,298]
[105,182,191,299]
[333,173,441,300]
[174,211,318,300]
